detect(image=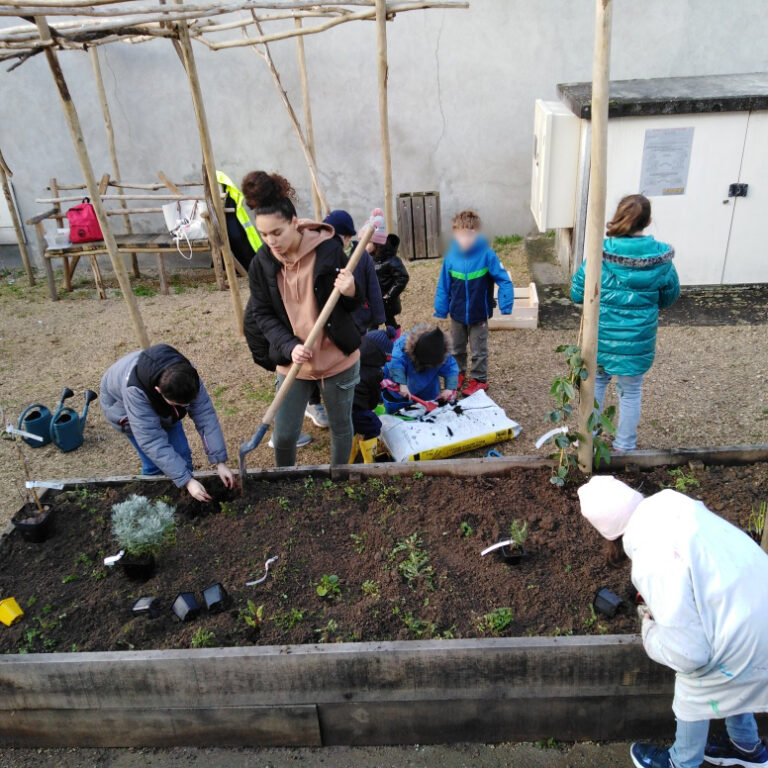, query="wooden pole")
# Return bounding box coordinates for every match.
[89,46,140,278]
[576,0,612,474]
[294,16,323,220]
[173,2,244,334]
[35,16,150,349]
[247,12,329,217]
[375,0,394,232]
[0,148,35,285]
